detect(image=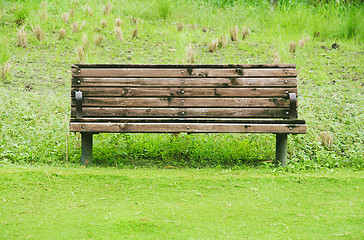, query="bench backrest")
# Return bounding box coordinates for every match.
[71,64,298,120]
